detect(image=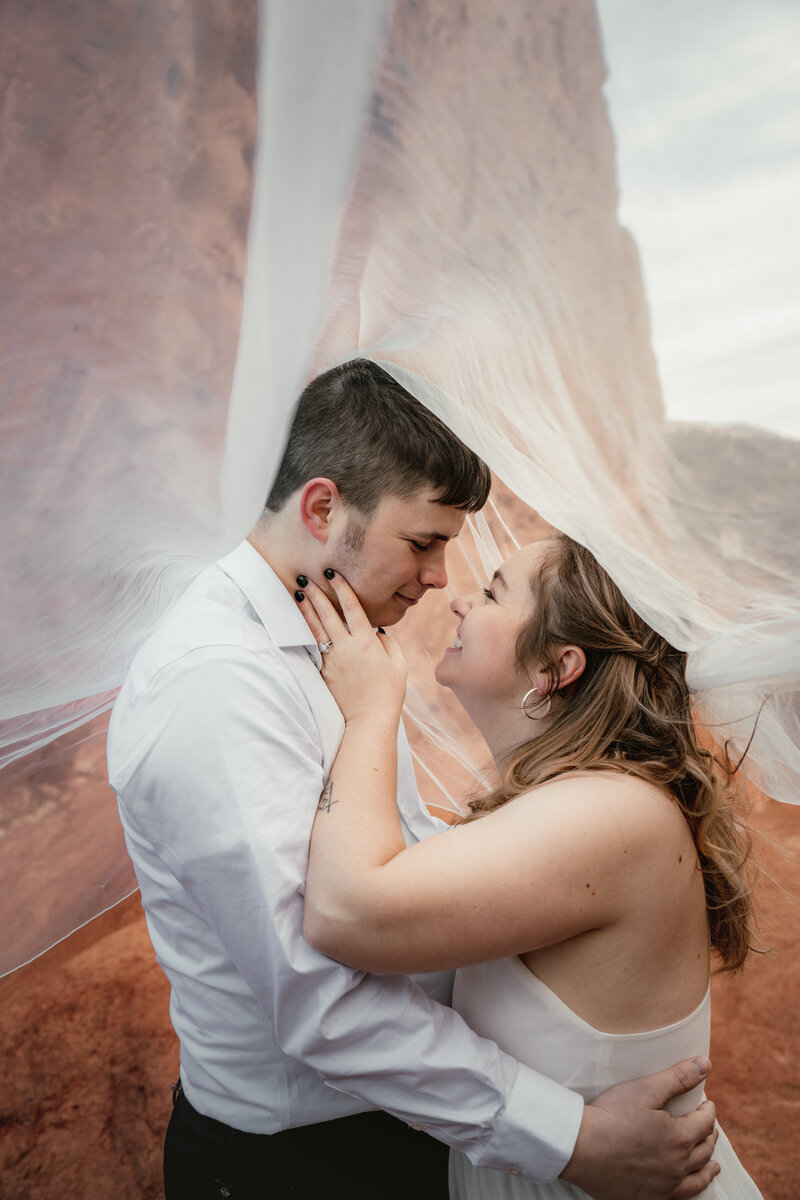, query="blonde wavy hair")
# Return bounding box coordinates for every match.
[467,534,756,972]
